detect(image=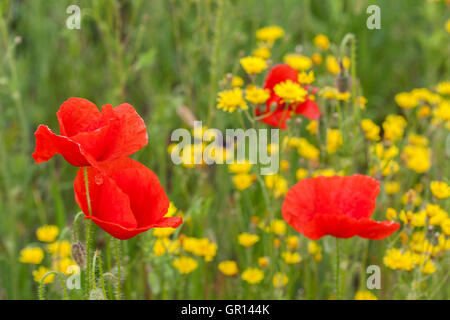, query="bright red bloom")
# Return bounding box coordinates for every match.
[74,157,182,240]
[255,64,321,129]
[282,175,400,240]
[32,97,148,167]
